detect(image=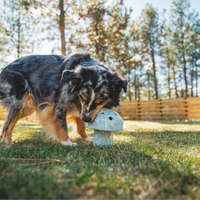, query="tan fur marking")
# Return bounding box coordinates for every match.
[94,99,101,104]
[82,95,88,102]
[4,116,20,143]
[90,105,104,121]
[67,116,88,138]
[39,104,69,142]
[2,93,38,143]
[80,101,87,117]
[20,93,38,118]
[75,117,88,138]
